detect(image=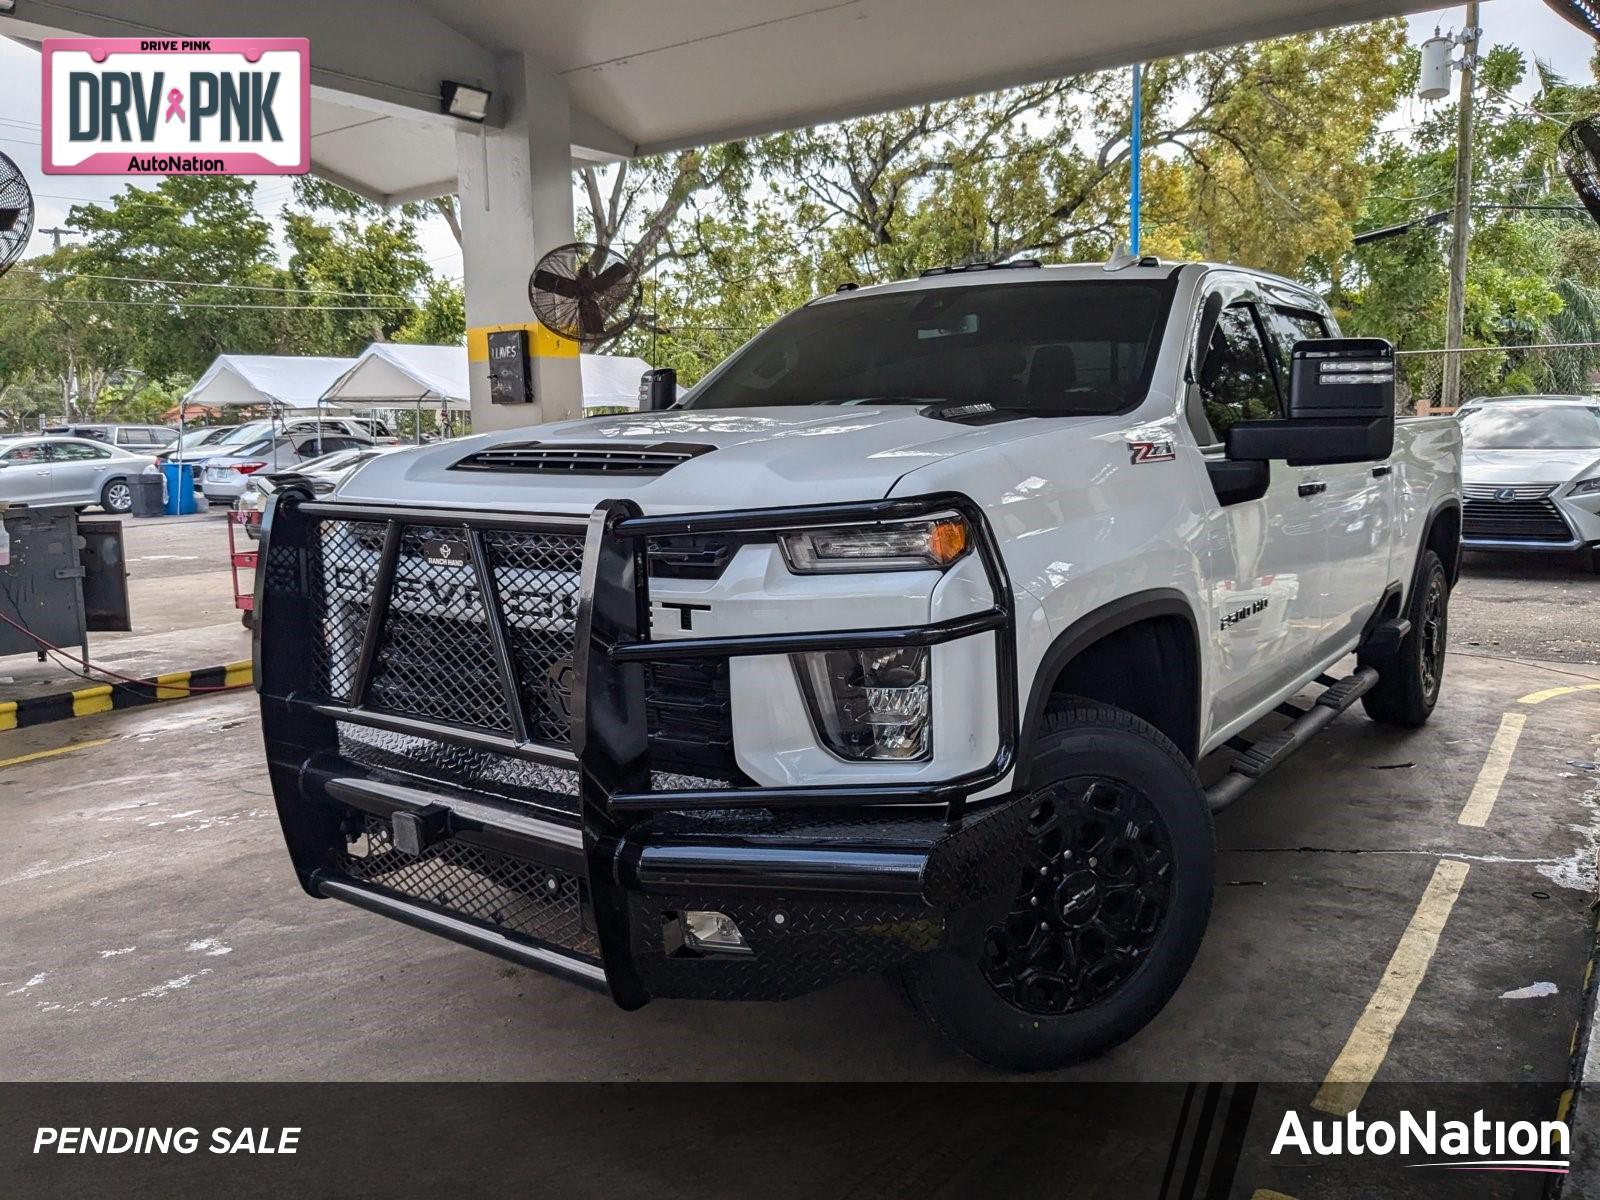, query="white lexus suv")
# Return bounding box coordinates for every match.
[1458,394,1600,572]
